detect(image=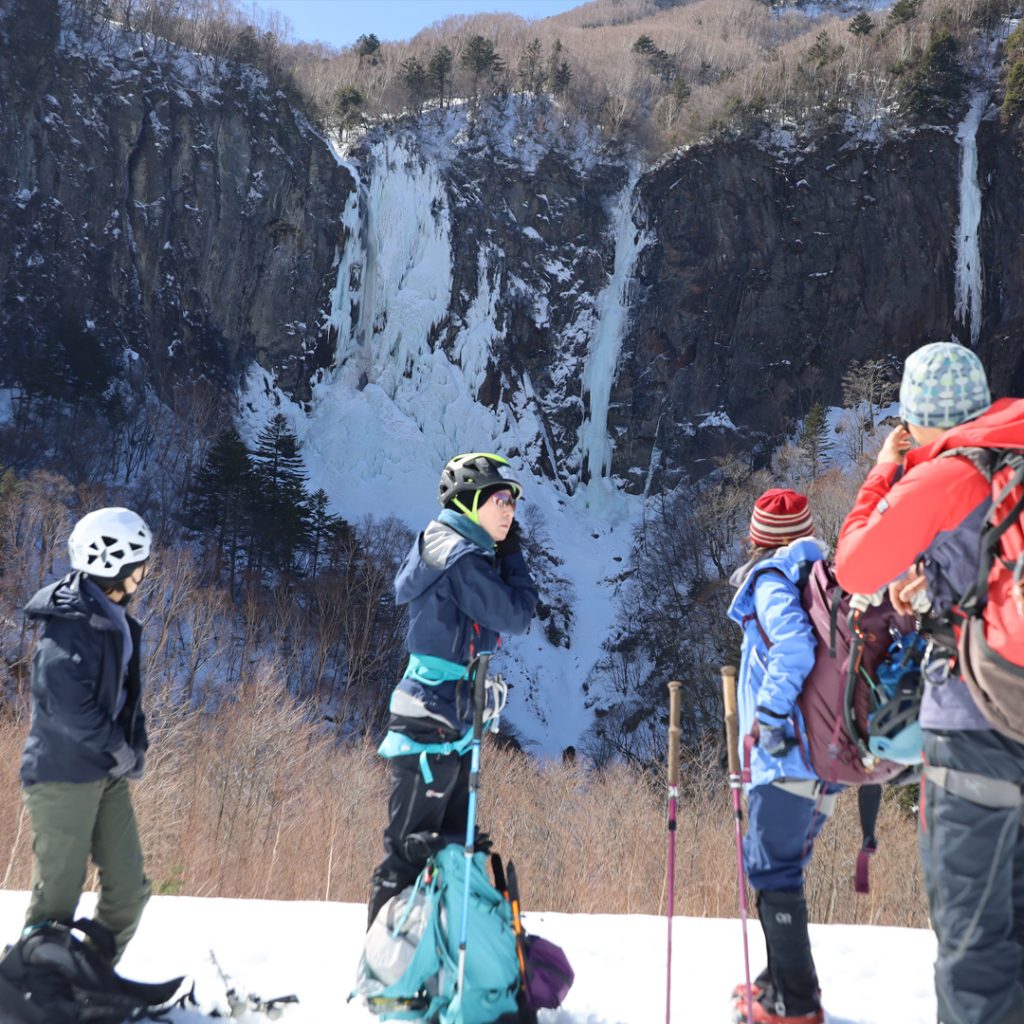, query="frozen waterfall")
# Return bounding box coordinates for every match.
[953,93,986,348]
[577,173,648,504]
